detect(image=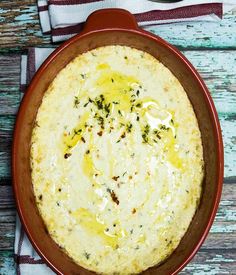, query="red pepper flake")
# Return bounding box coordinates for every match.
[97,131,103,136]
[112,176,120,181]
[110,190,119,205]
[64,153,72,159]
[132,208,136,214]
[81,137,86,143]
[121,132,126,139]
